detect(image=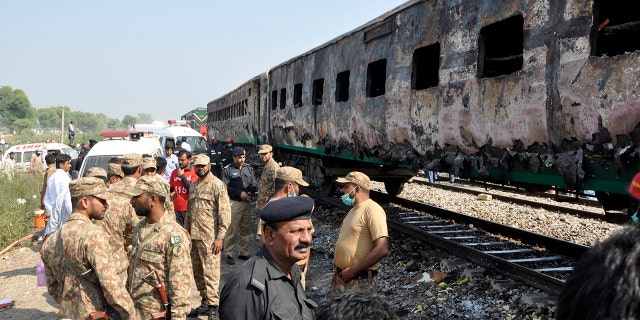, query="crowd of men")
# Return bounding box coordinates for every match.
[36,140,393,320]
